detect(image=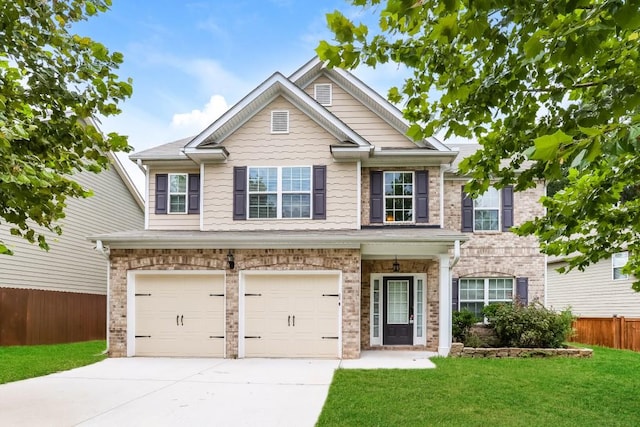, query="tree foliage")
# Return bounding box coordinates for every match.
[0,0,132,254]
[318,0,640,290]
